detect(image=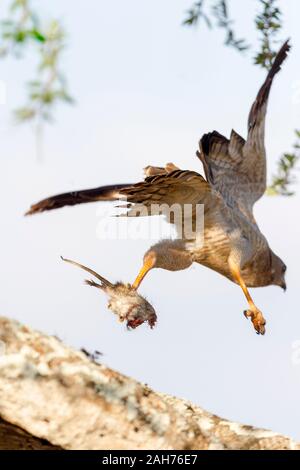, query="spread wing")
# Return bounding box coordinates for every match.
[26,166,217,226]
[197,40,290,222]
[117,168,223,240]
[118,169,215,220]
[26,42,290,224]
[120,169,211,208]
[26,183,131,215]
